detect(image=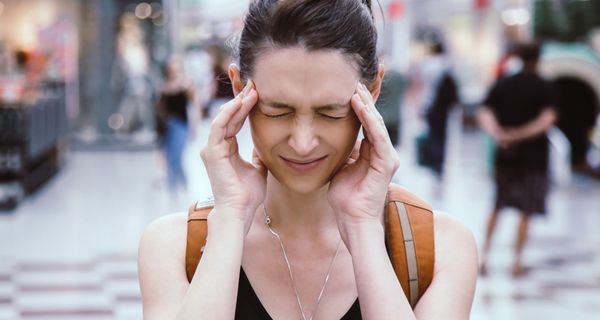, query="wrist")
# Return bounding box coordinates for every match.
[207,207,253,237]
[341,219,385,255]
